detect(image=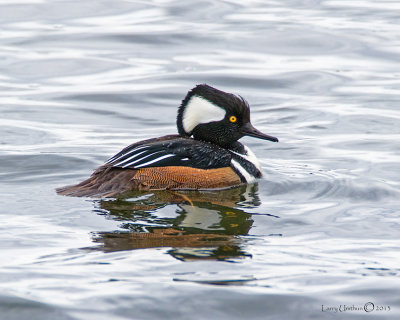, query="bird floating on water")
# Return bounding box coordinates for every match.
[56,84,278,197]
